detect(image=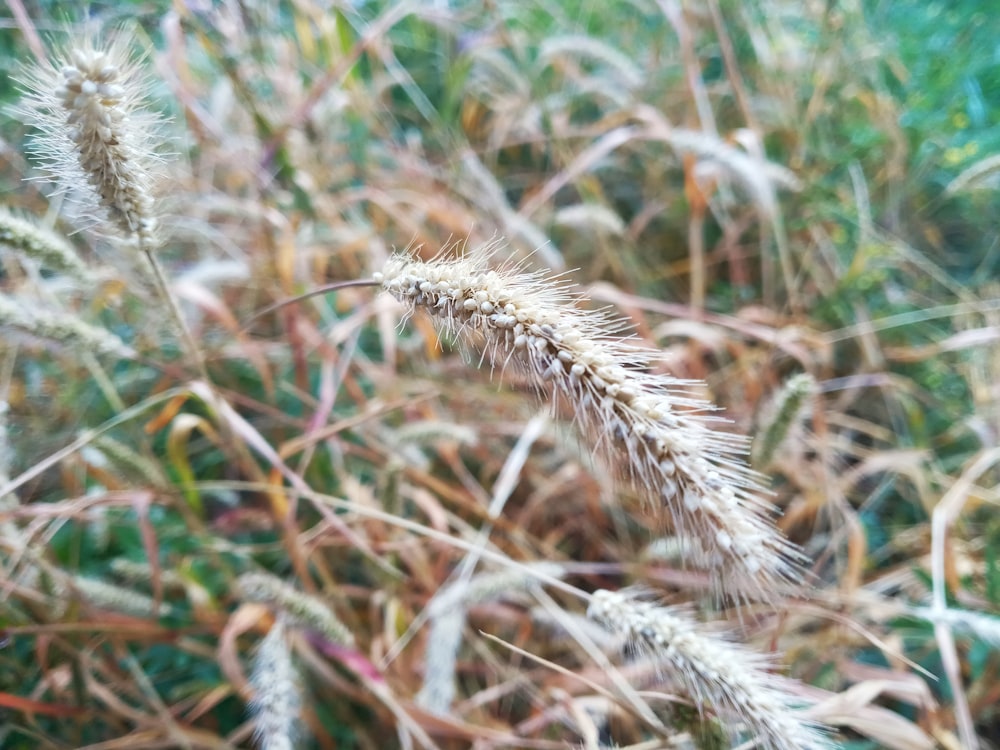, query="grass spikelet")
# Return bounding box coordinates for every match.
[0,293,134,357]
[416,606,463,714]
[15,32,164,248]
[235,572,355,647]
[17,30,211,378]
[73,575,171,618]
[0,401,13,489]
[0,468,22,557]
[393,420,479,450]
[15,30,217,381]
[376,247,803,602]
[109,559,184,590]
[752,372,817,470]
[0,208,93,282]
[250,618,301,750]
[92,434,170,487]
[587,589,829,750]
